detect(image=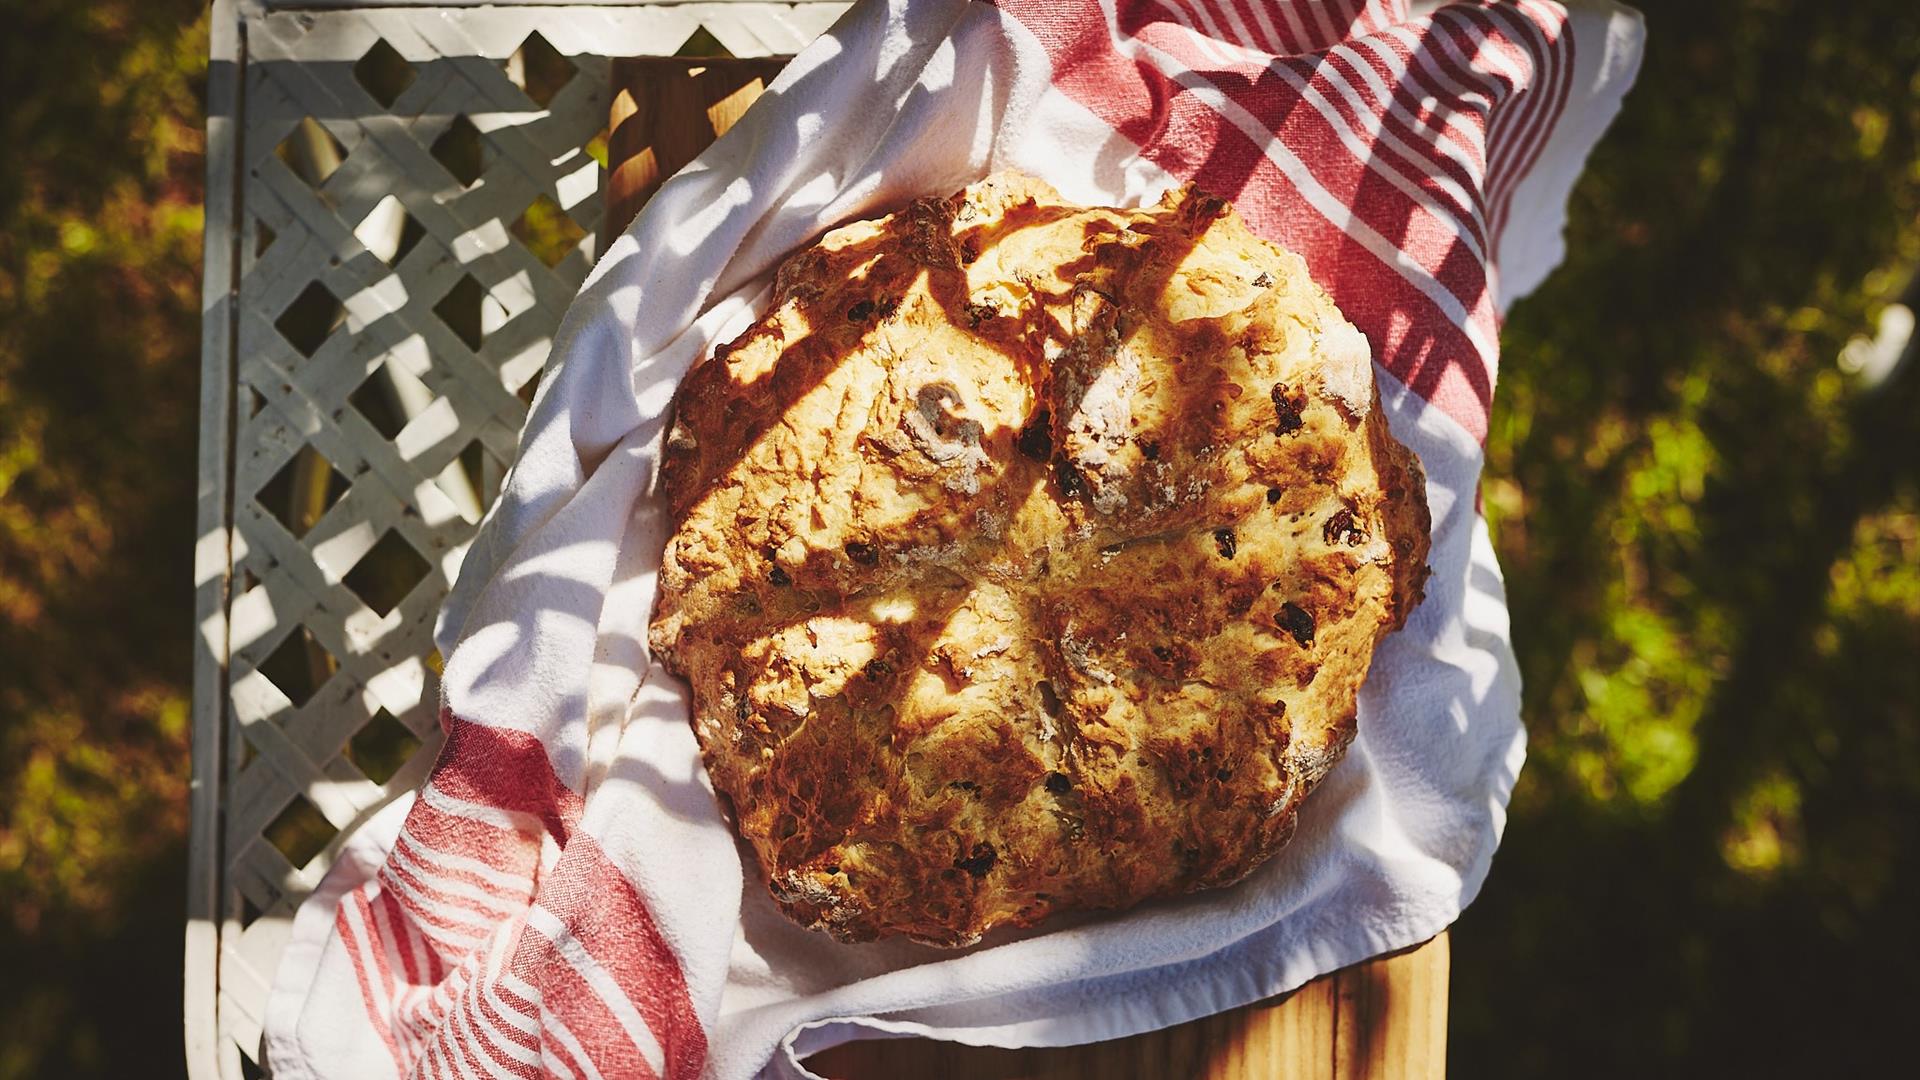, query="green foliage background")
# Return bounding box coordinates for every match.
[0,1,1915,1076]
[1,2,205,1077]
[1456,1,1920,1073]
